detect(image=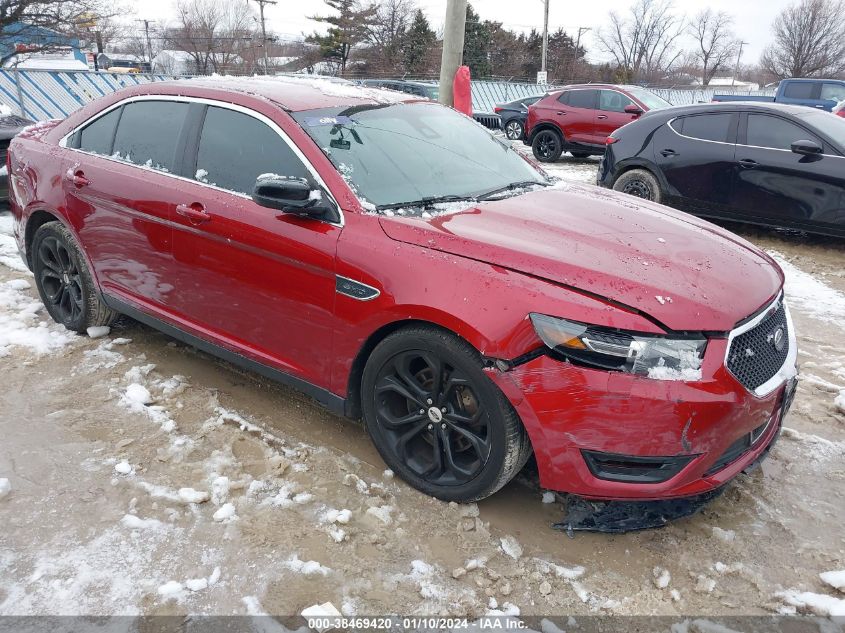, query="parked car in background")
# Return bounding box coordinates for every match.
[598,102,845,237]
[526,84,670,161]
[0,109,34,199]
[713,78,845,112]
[8,79,796,508]
[833,99,845,118]
[360,79,438,100]
[494,95,542,140]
